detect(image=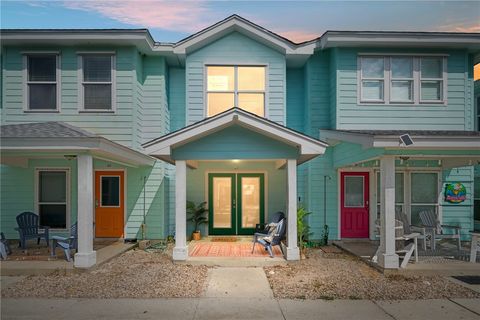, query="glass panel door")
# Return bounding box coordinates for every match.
[237,174,265,235]
[208,174,236,235]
